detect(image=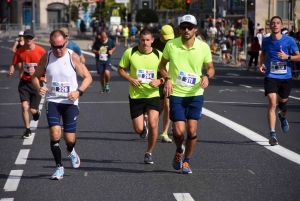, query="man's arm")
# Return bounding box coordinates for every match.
[158,57,169,78]
[117,66,141,87]
[32,53,48,95]
[80,54,86,64]
[200,62,215,89]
